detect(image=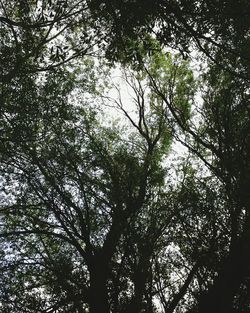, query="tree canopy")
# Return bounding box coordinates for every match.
[0,1,249,313]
